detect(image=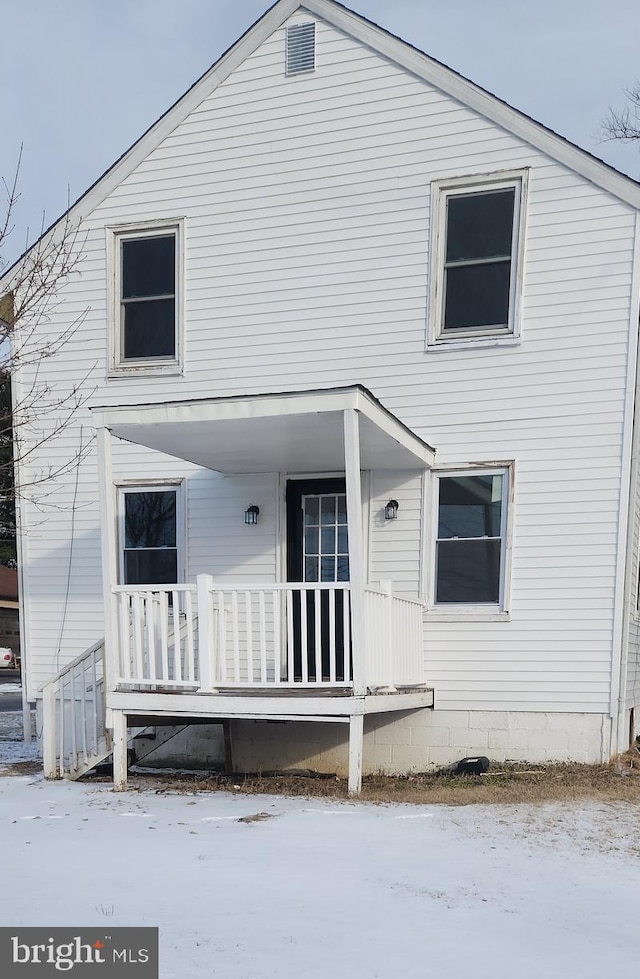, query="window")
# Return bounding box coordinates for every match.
[429,172,526,345]
[286,22,316,75]
[434,471,508,606]
[119,487,180,586]
[111,222,182,371]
